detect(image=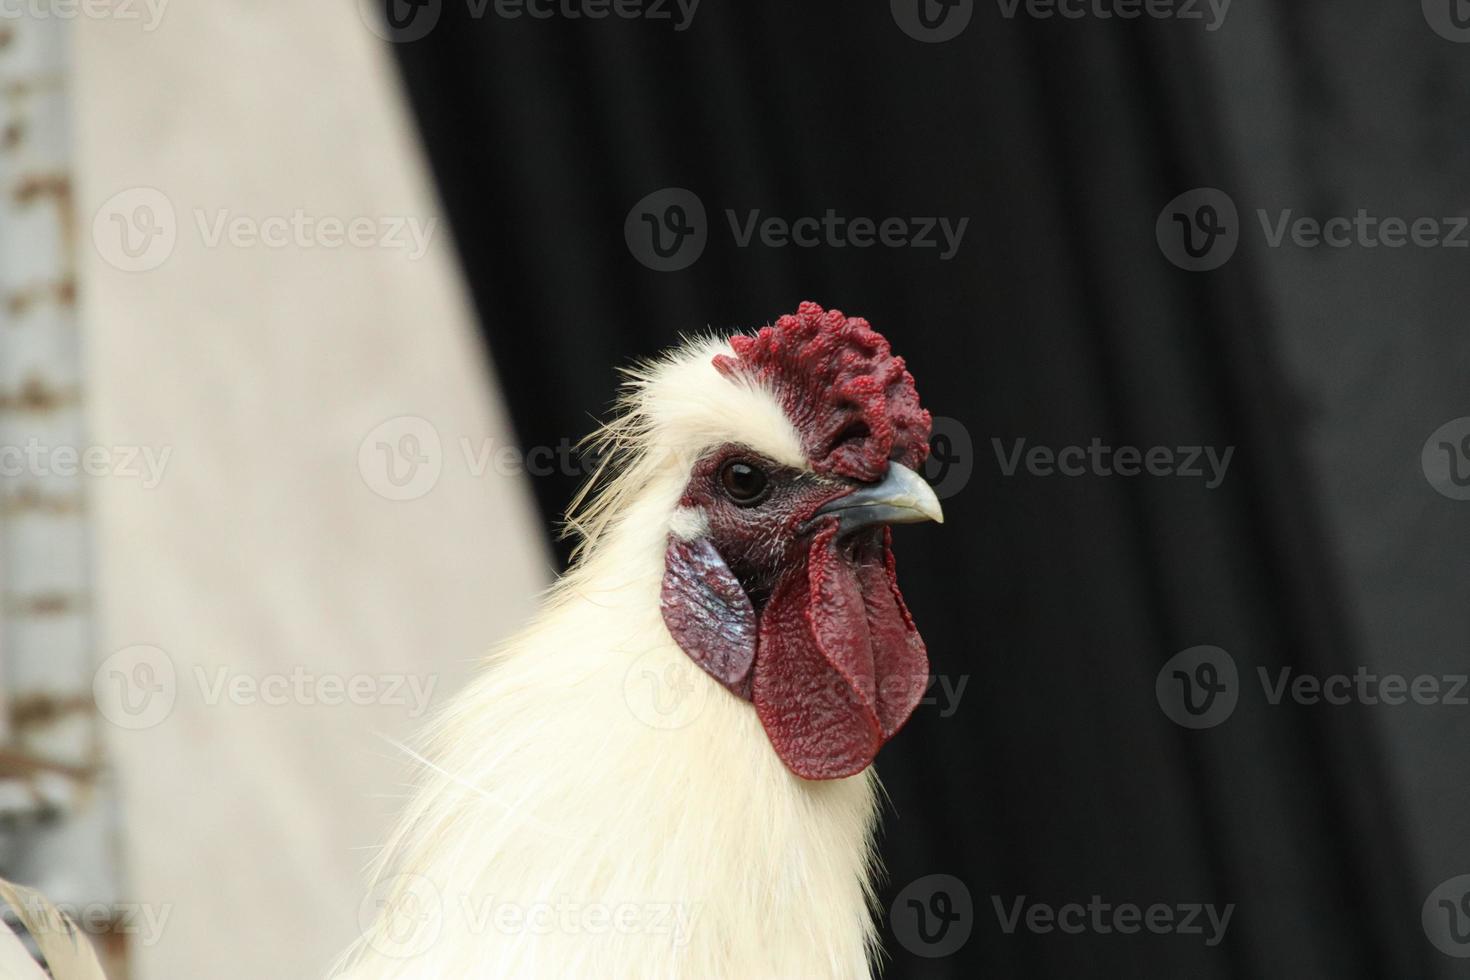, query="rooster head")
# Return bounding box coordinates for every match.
[631,302,939,780]
[570,301,939,780]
